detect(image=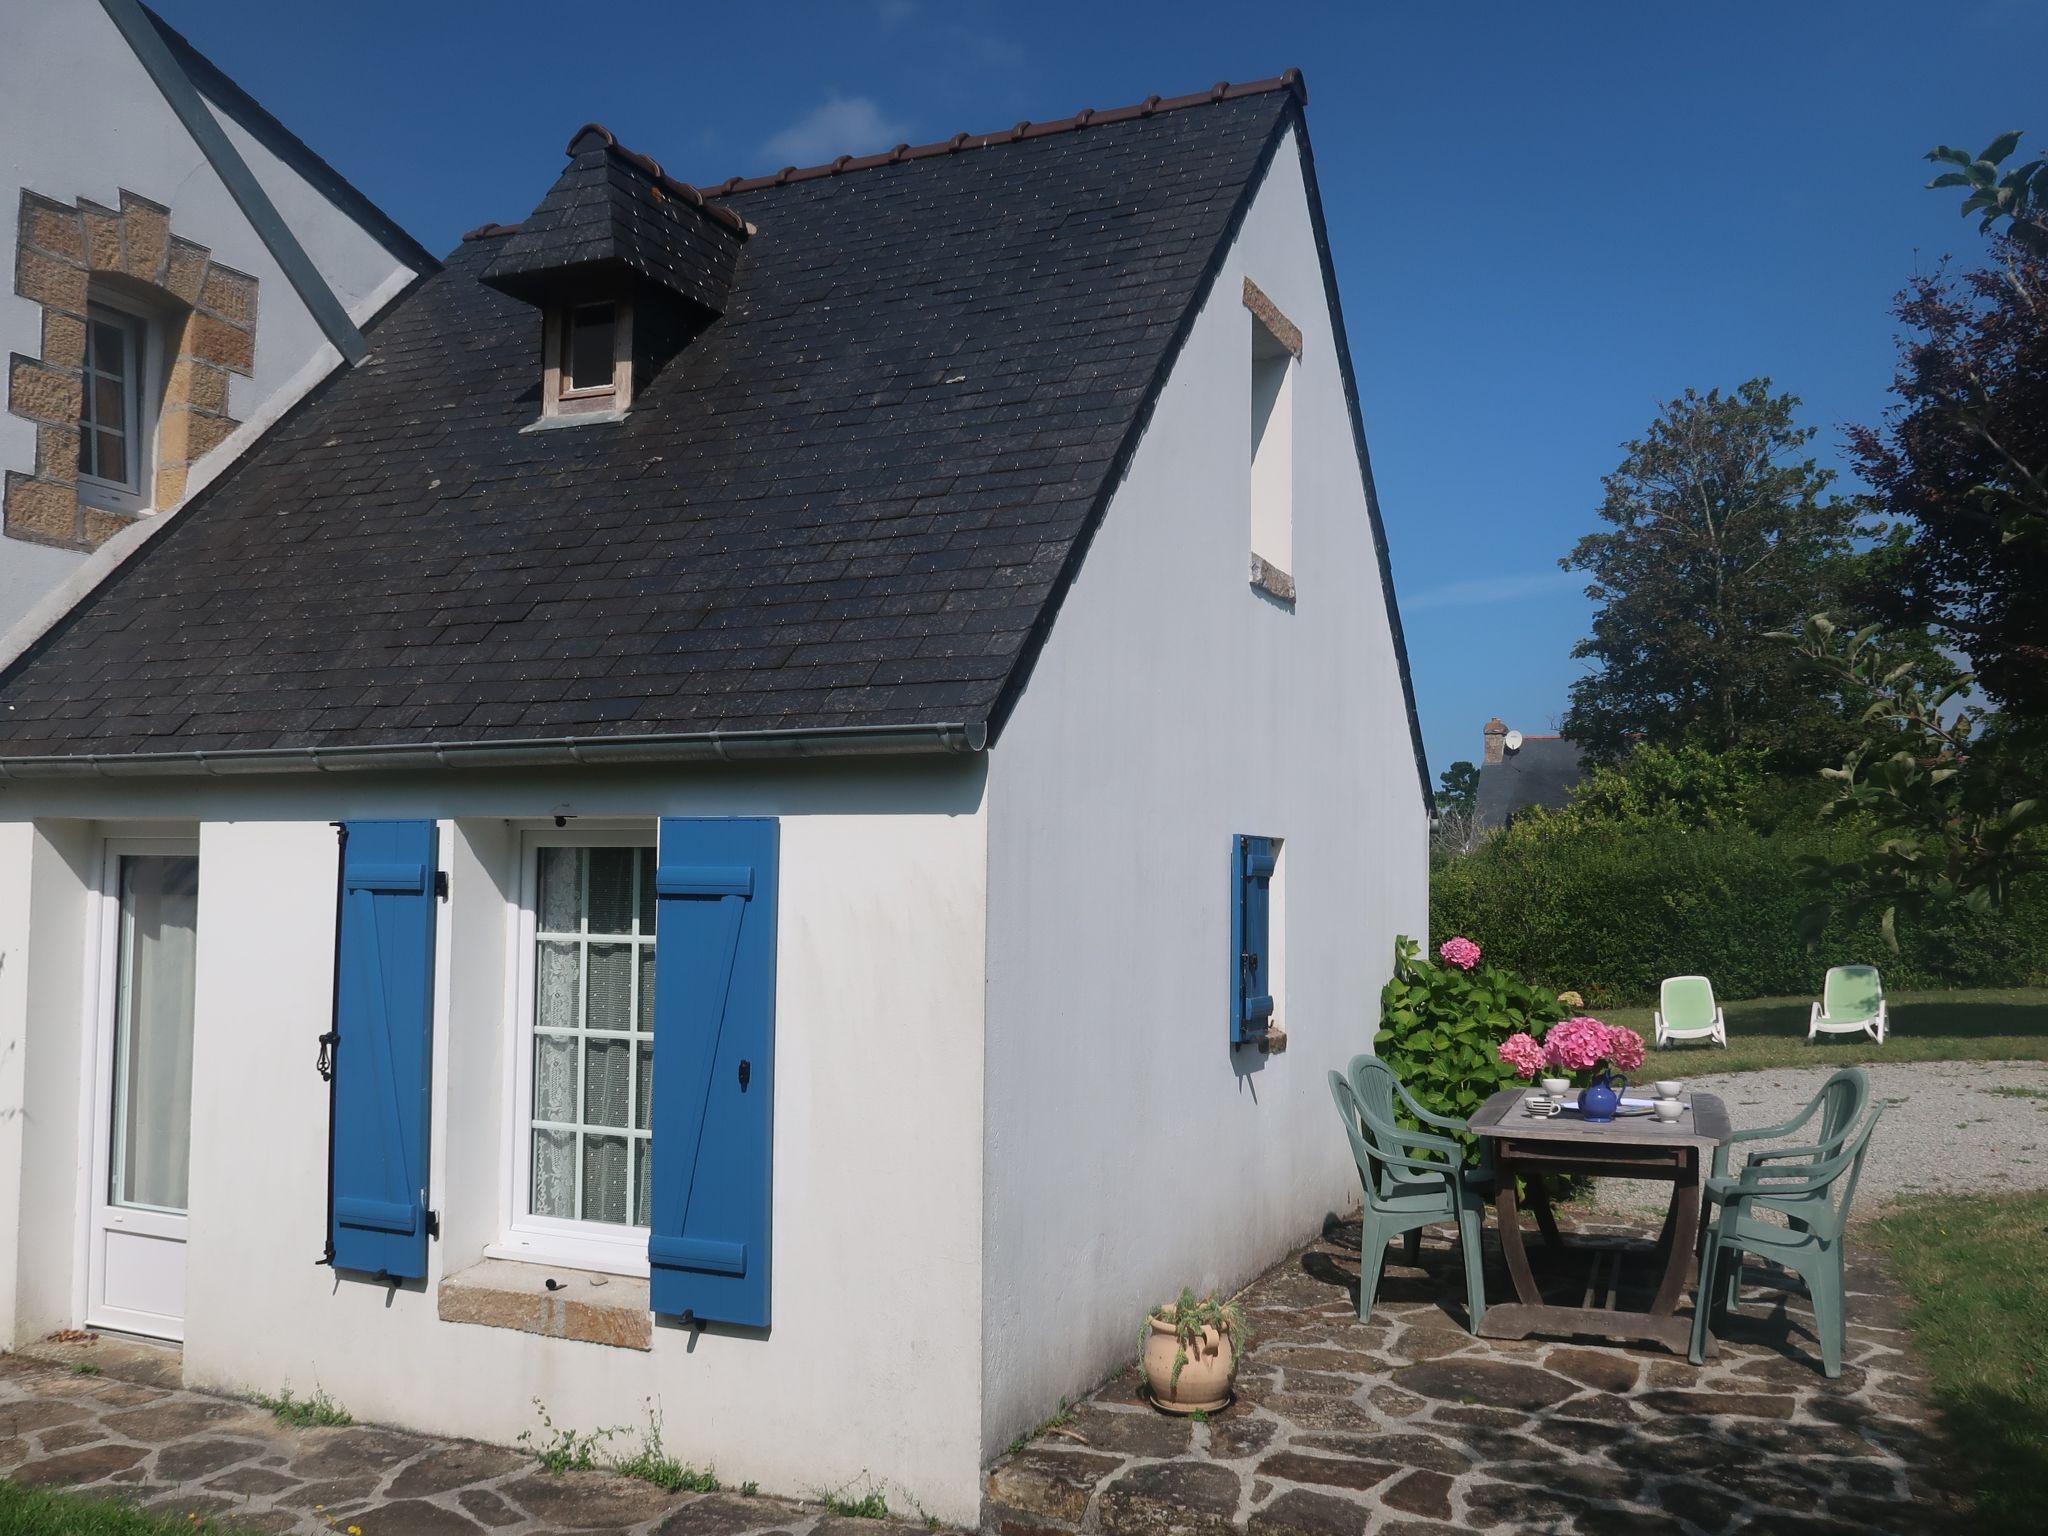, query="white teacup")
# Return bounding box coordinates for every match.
[1654,1080,1683,1099]
[1523,1095,1561,1118]
[1652,1099,1683,1123]
[1541,1078,1571,1097]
